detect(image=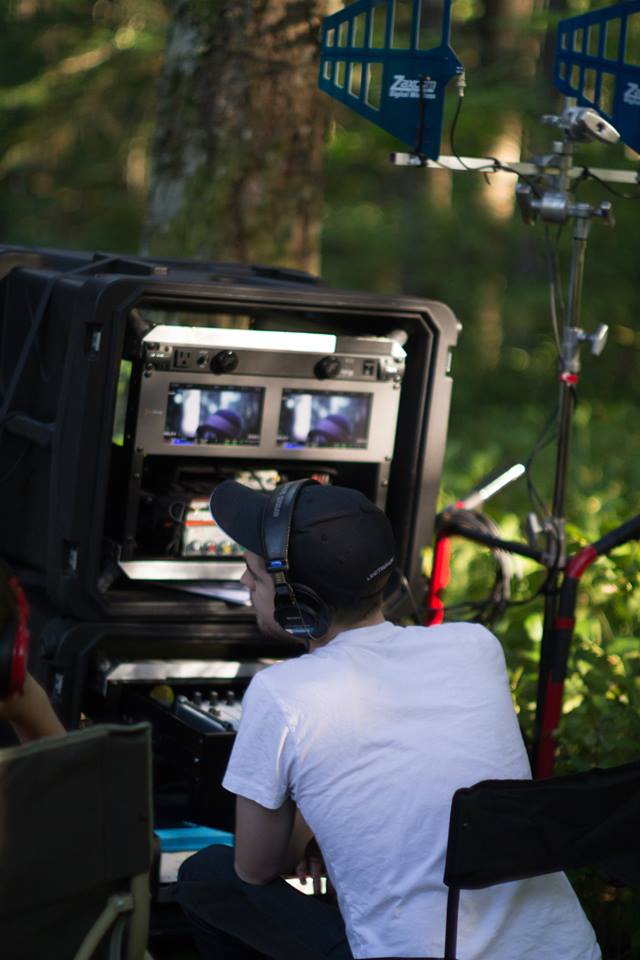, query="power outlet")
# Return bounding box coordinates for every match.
[174,349,192,368]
